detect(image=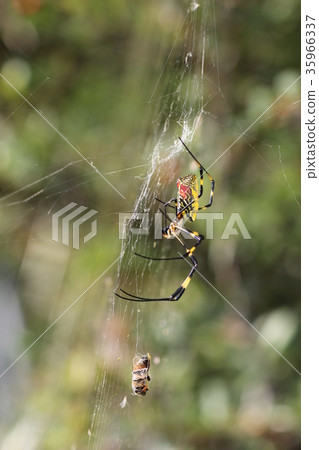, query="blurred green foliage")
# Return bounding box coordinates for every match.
[0,0,300,449]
